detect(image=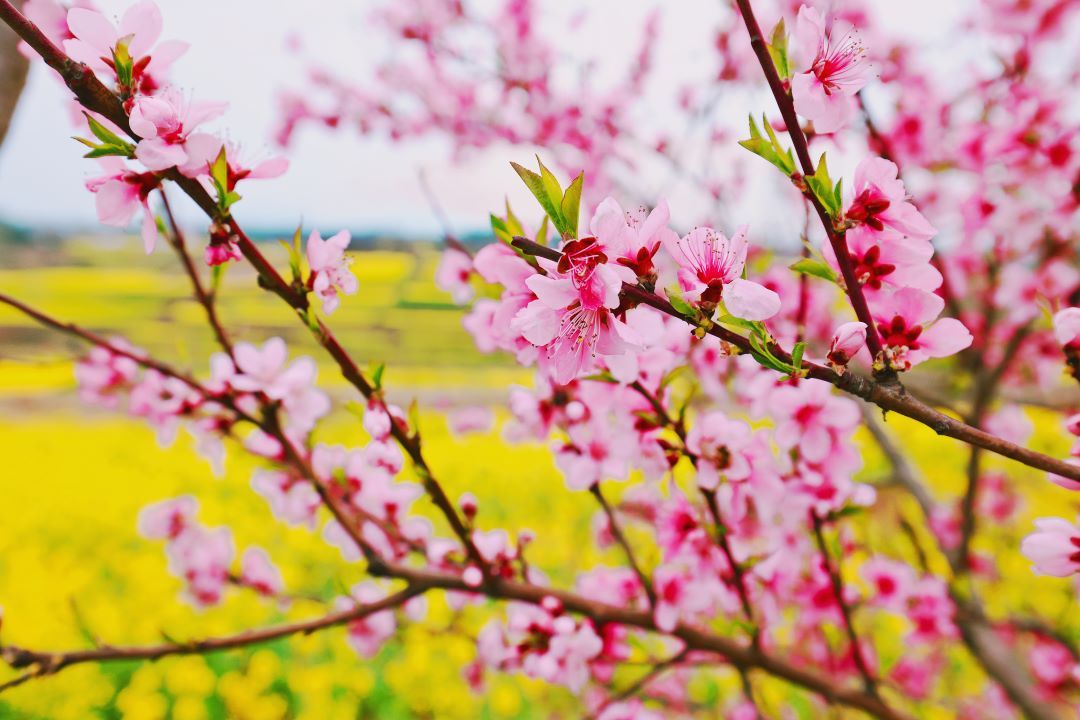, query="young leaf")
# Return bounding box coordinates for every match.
[511,160,563,231]
[504,199,525,237]
[805,153,841,218]
[768,19,790,79]
[789,257,838,283]
[371,362,386,391]
[535,215,550,247]
[664,287,696,318]
[560,172,584,239]
[738,114,796,177]
[791,341,806,371]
